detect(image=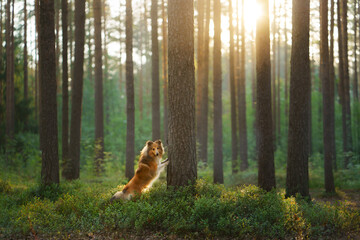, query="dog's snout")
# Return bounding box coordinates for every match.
[156,153,159,156]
